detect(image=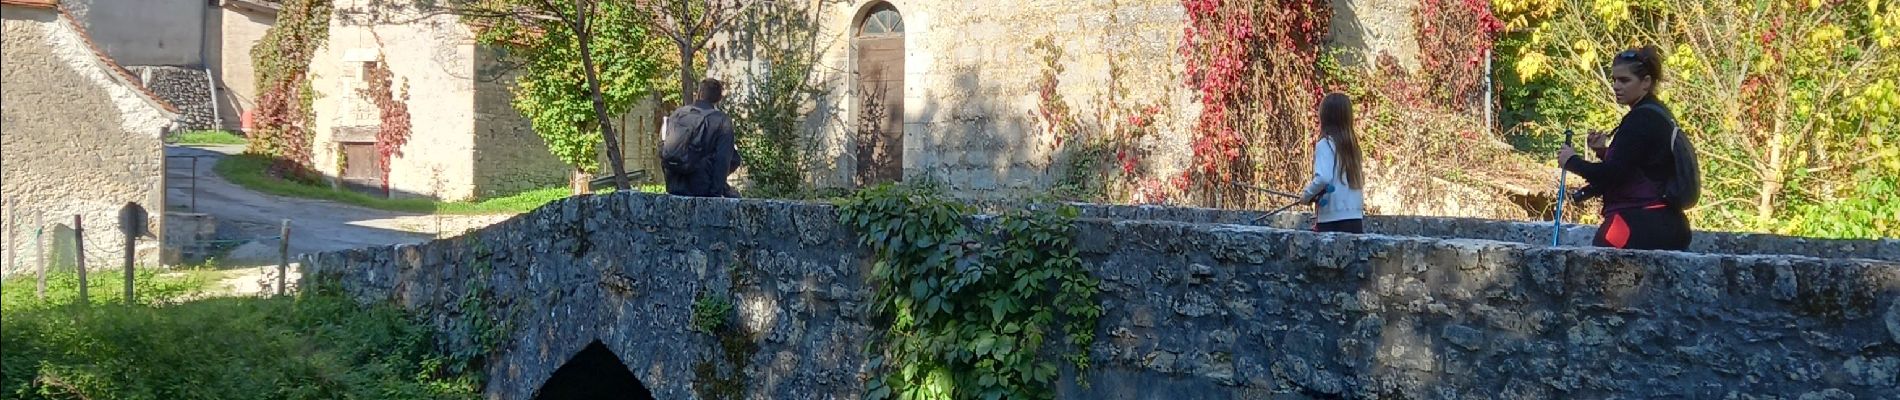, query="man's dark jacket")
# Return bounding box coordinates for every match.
[663,101,741,197]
